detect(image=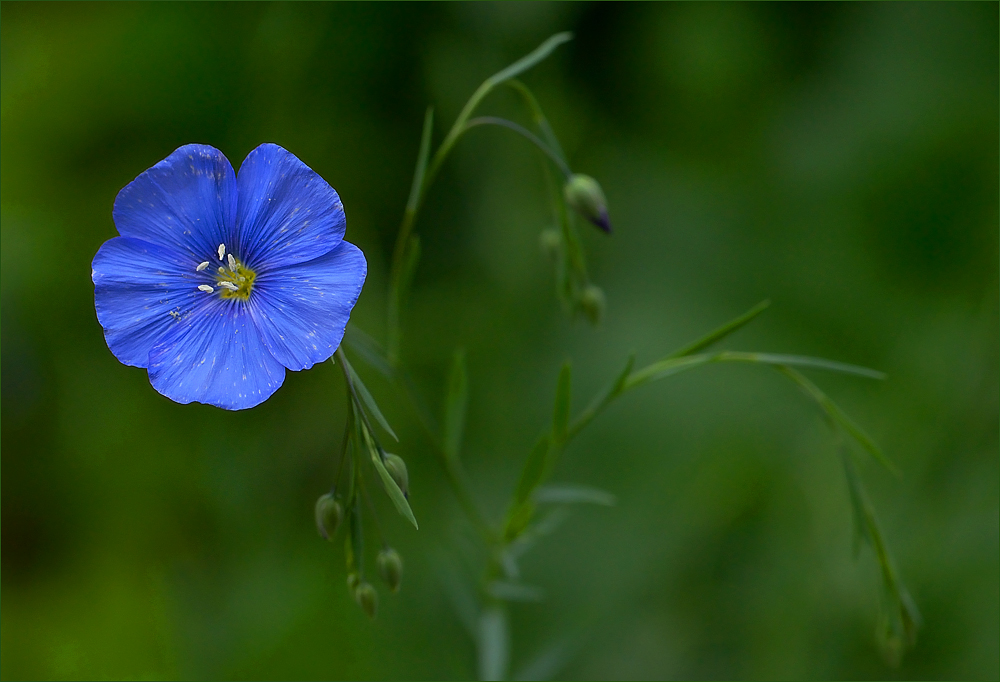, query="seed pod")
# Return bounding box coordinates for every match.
[354,581,378,619]
[383,453,409,497]
[563,174,611,233]
[377,548,404,593]
[314,492,343,541]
